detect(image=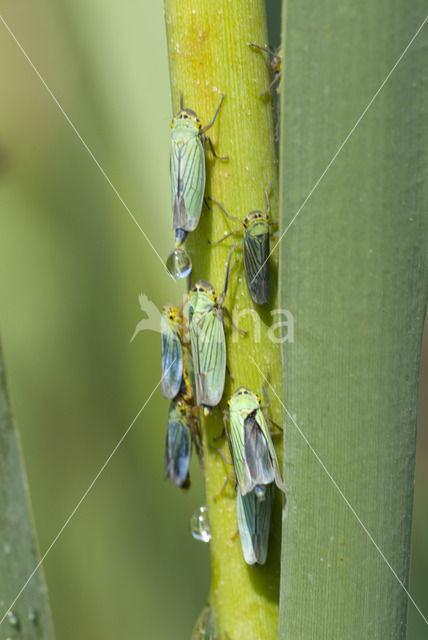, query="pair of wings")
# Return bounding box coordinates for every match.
[229,407,285,495]
[189,308,226,408]
[161,317,183,399]
[165,404,191,489]
[171,135,206,232]
[236,483,273,565]
[243,227,270,305]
